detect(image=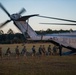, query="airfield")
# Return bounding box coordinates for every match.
[0,43,76,75]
